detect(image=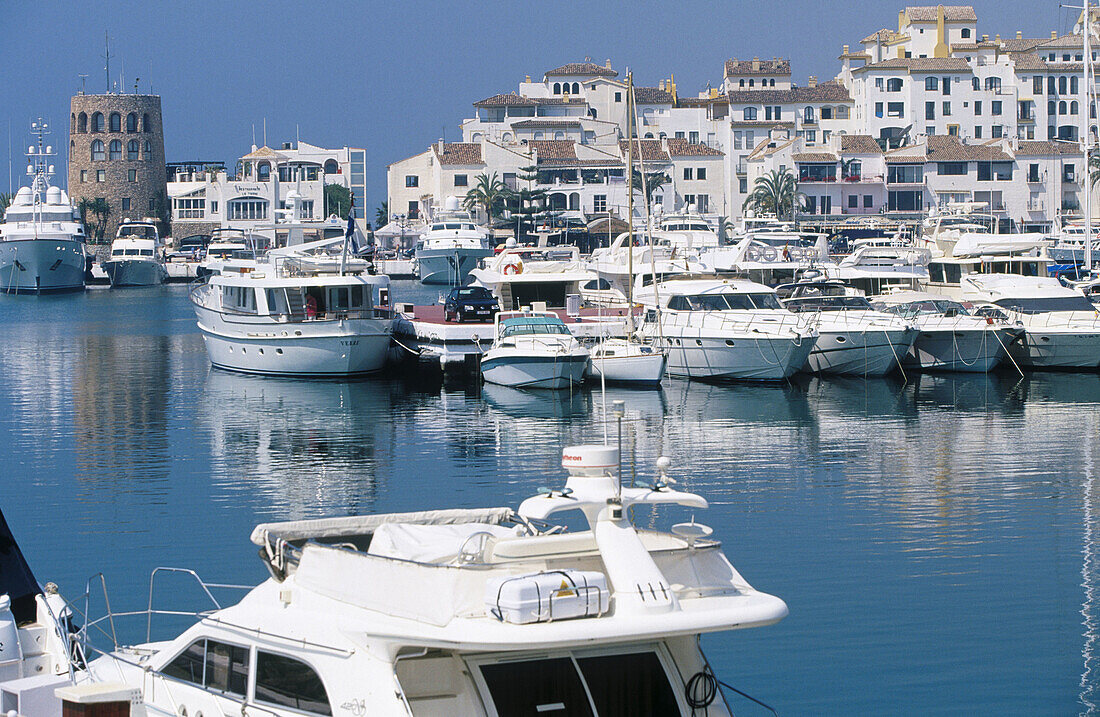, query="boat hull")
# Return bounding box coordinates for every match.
[588,351,667,386]
[805,327,916,376]
[1009,328,1100,369]
[481,353,589,389]
[103,259,168,287]
[0,239,86,294]
[417,248,493,285]
[907,327,1016,373]
[661,334,816,381]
